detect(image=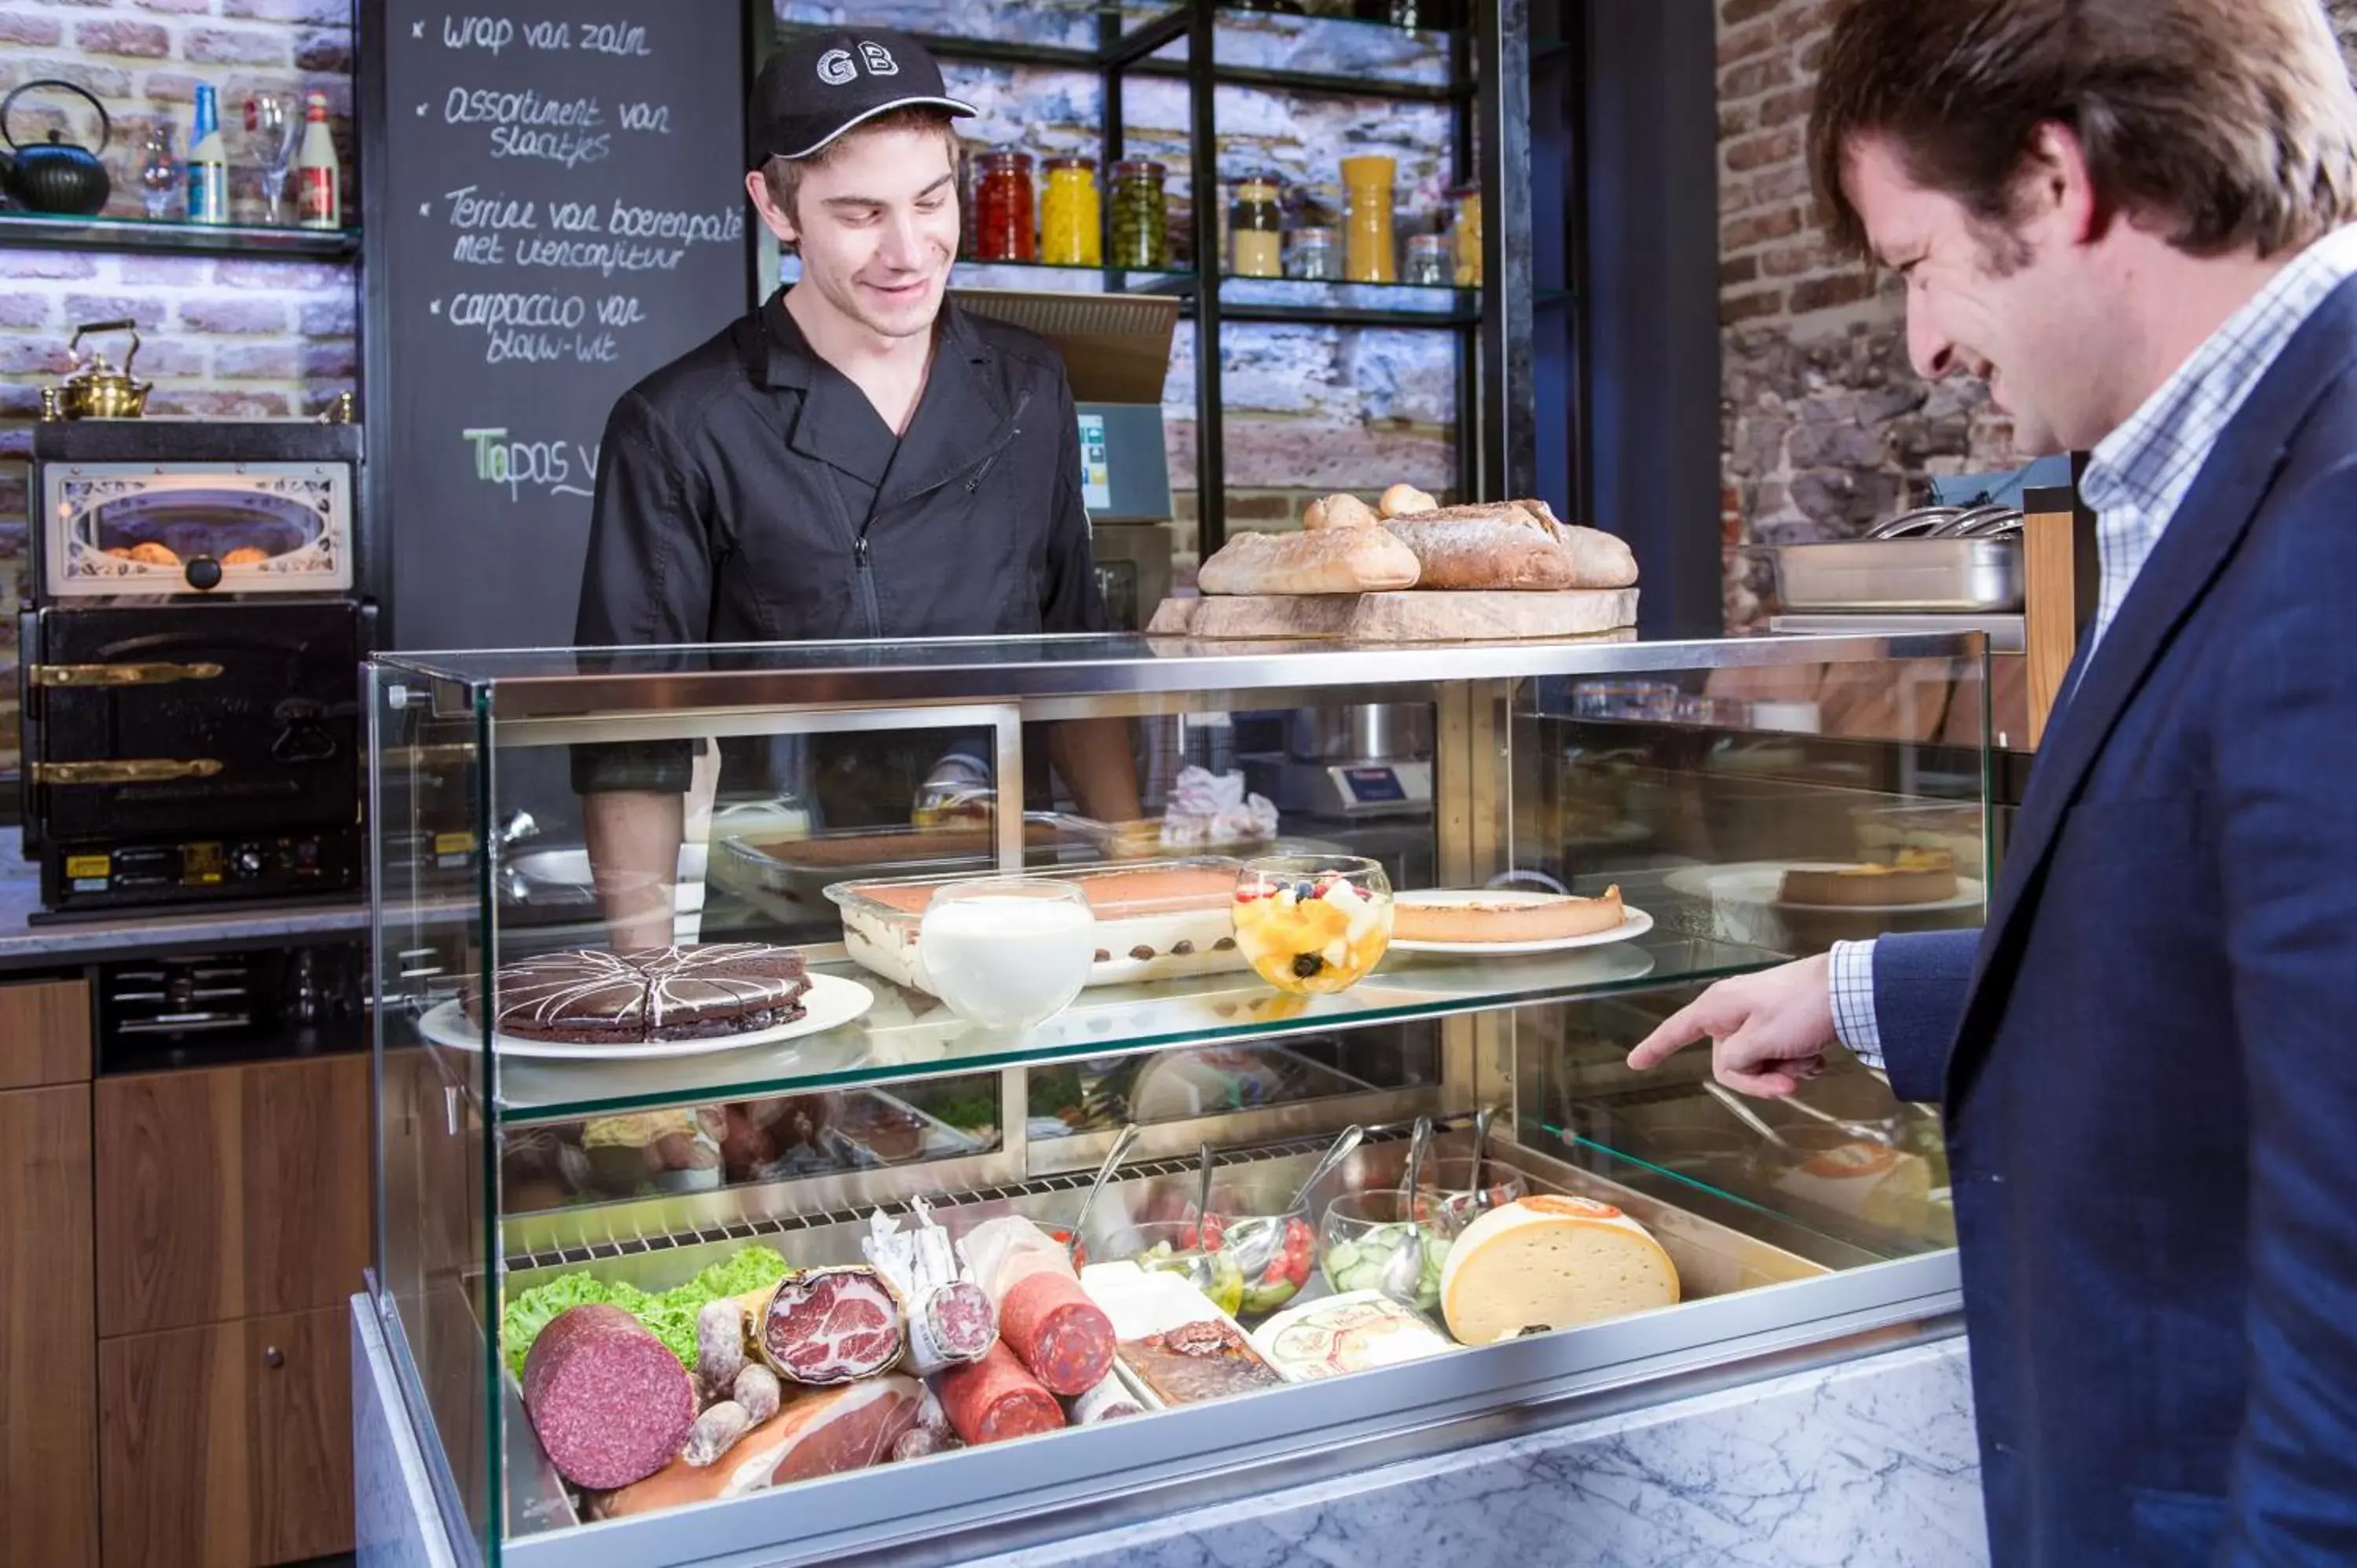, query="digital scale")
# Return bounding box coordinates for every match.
[1259,757,1435,821]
